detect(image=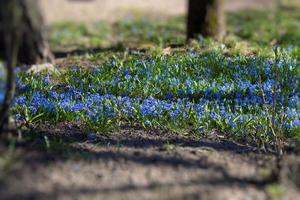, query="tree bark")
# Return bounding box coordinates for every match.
[0,0,53,133]
[0,0,21,133]
[0,0,53,65]
[187,0,225,41]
